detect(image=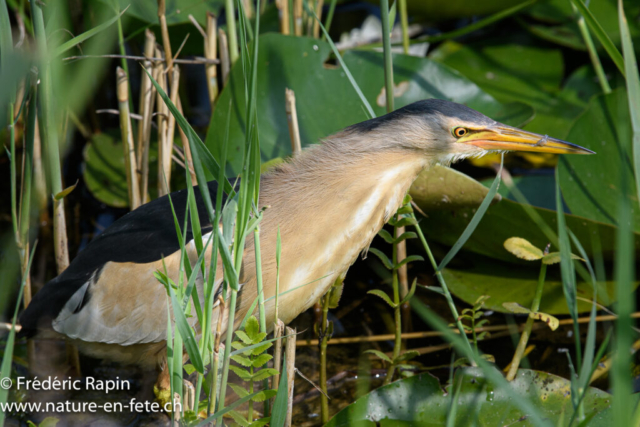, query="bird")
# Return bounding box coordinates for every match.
[18,98,593,394]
